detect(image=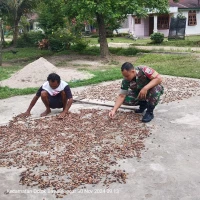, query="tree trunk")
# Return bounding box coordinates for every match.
[13,19,19,47]
[96,13,109,58]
